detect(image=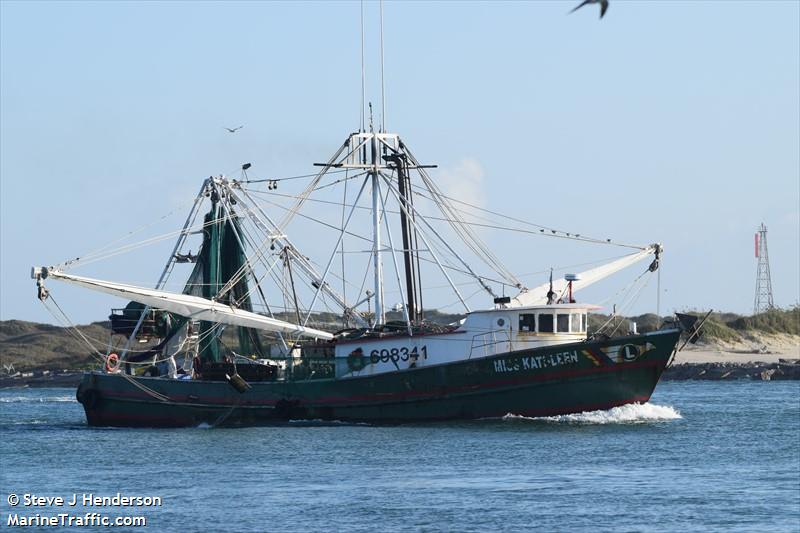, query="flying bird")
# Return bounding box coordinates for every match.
[224,125,244,133]
[570,0,609,19]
